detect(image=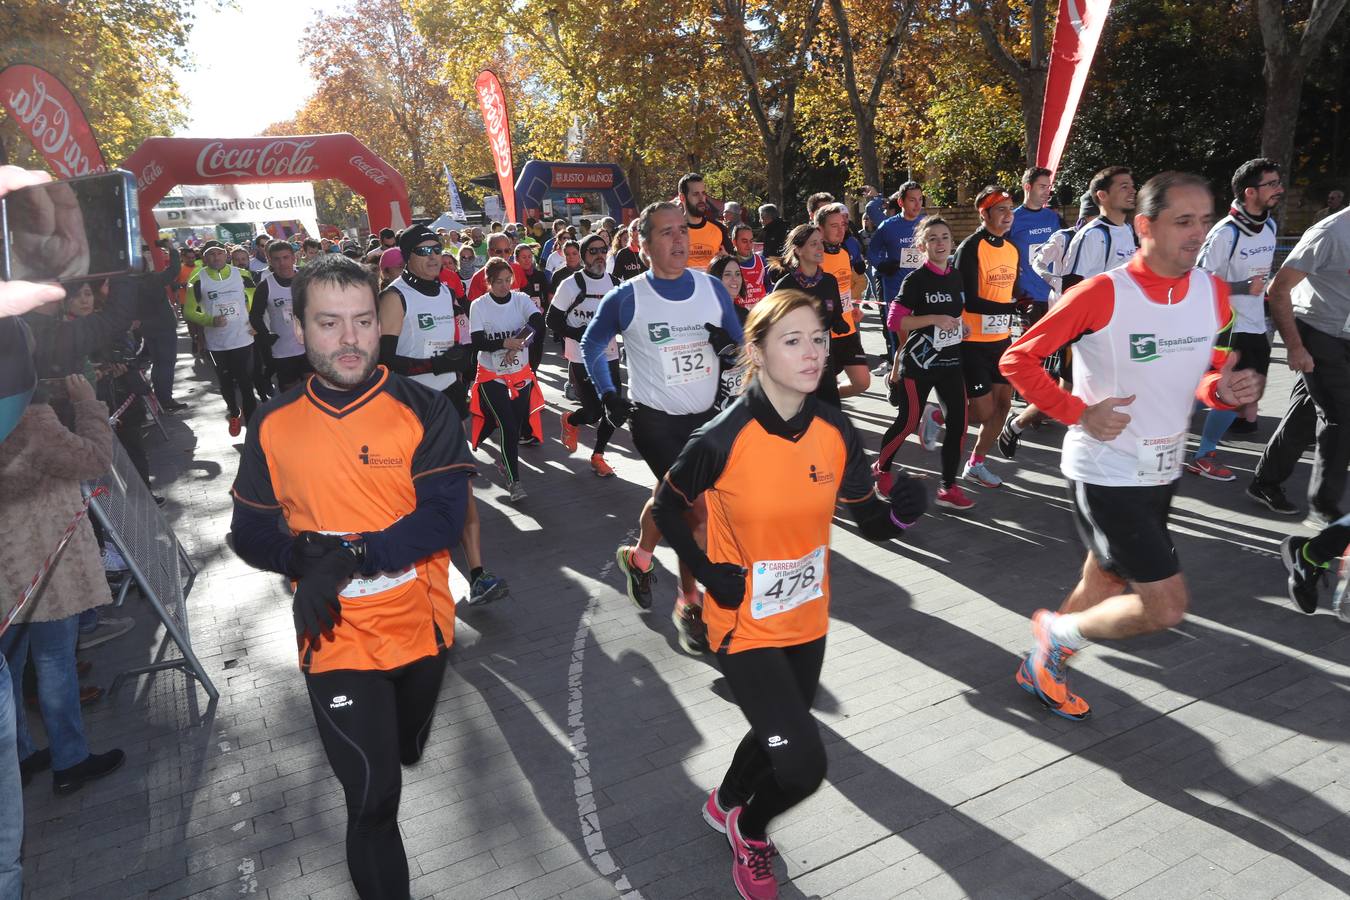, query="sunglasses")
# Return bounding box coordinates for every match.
[409,245,443,257]
[585,246,607,255]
